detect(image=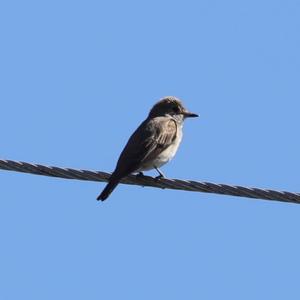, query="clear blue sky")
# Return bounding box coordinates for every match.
[1,0,300,299]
